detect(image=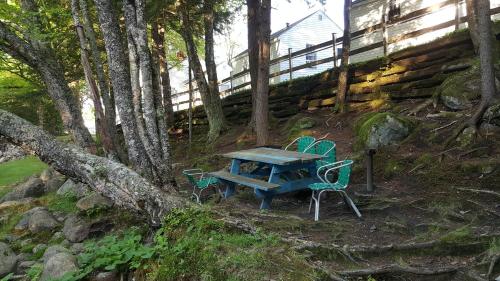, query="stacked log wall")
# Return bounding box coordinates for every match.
[174,30,499,127]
